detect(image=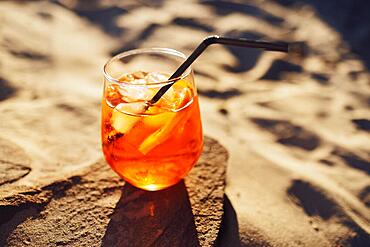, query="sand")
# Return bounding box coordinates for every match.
[0,0,369,246]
